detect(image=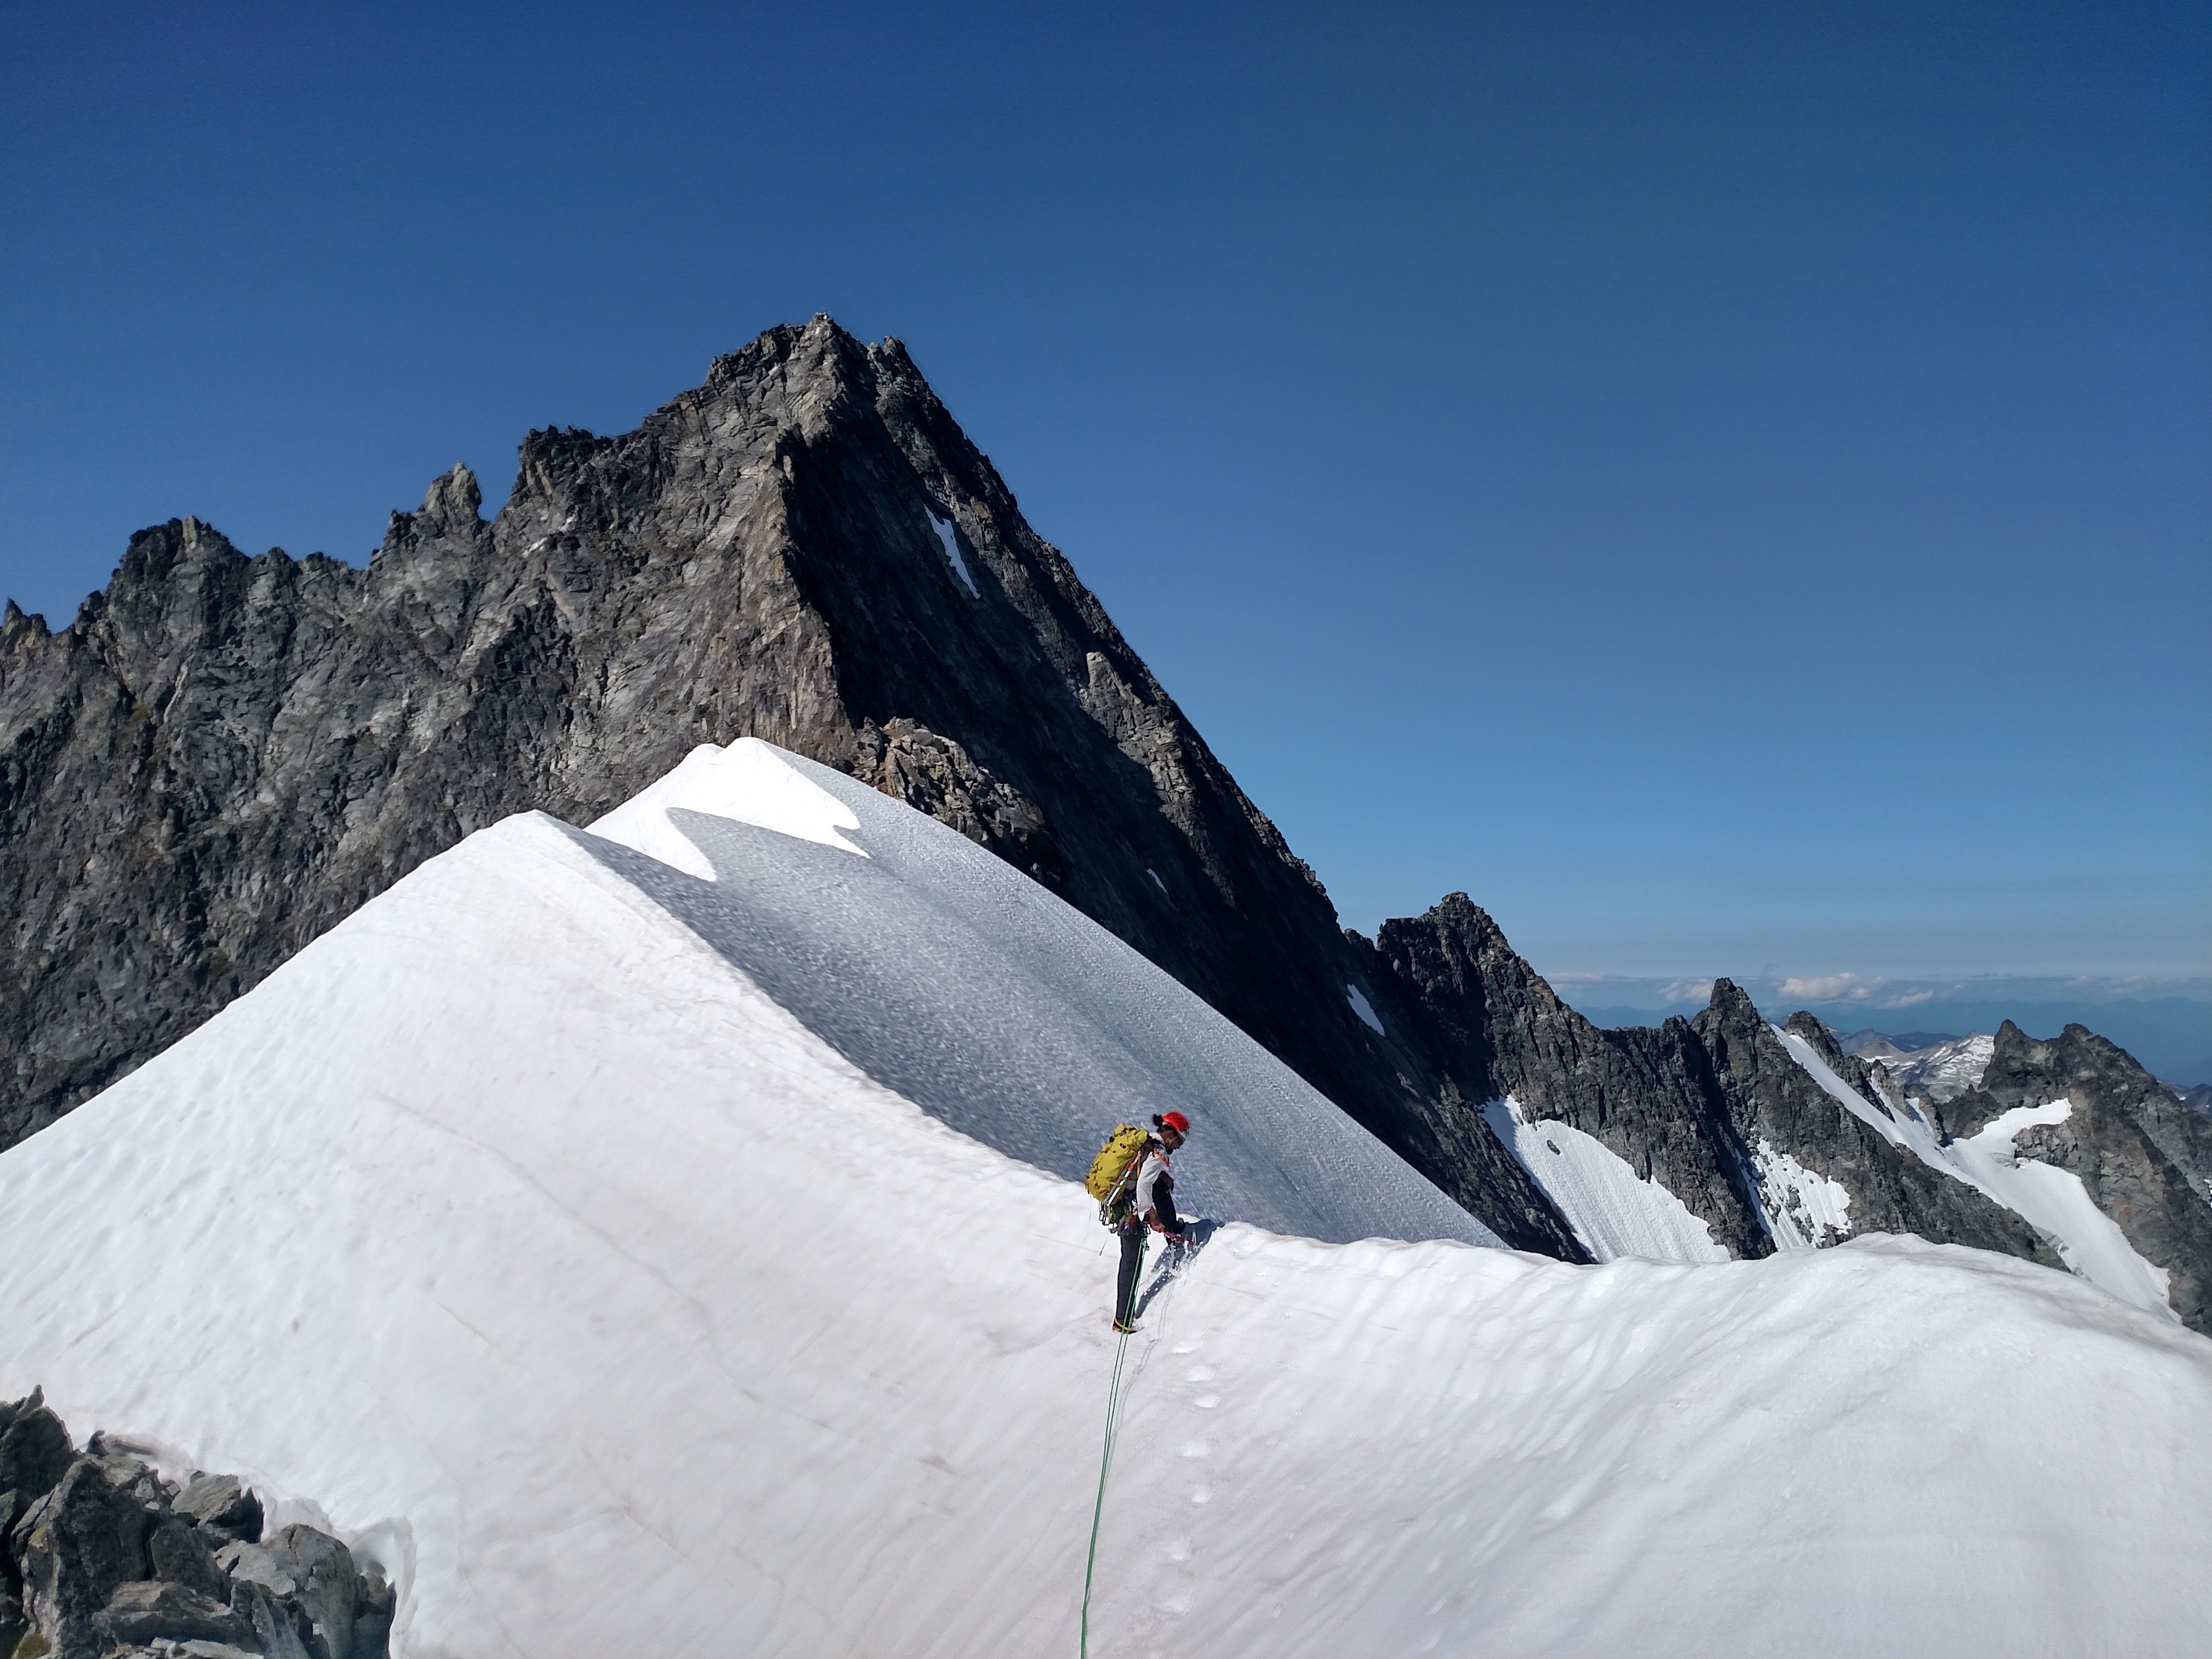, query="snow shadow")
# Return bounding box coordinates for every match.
[561,758,1497,1250]
[1135,1219,1220,1319]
